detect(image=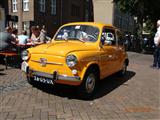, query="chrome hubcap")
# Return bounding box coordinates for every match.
[85,74,95,93]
